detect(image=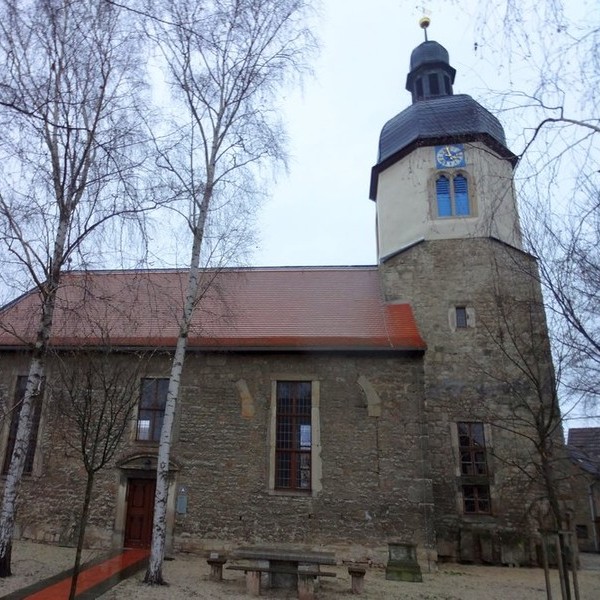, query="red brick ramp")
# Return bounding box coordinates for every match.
[0,548,149,600]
